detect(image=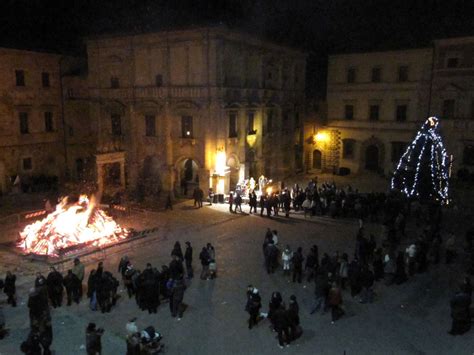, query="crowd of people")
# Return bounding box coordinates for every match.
[1,178,473,353]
